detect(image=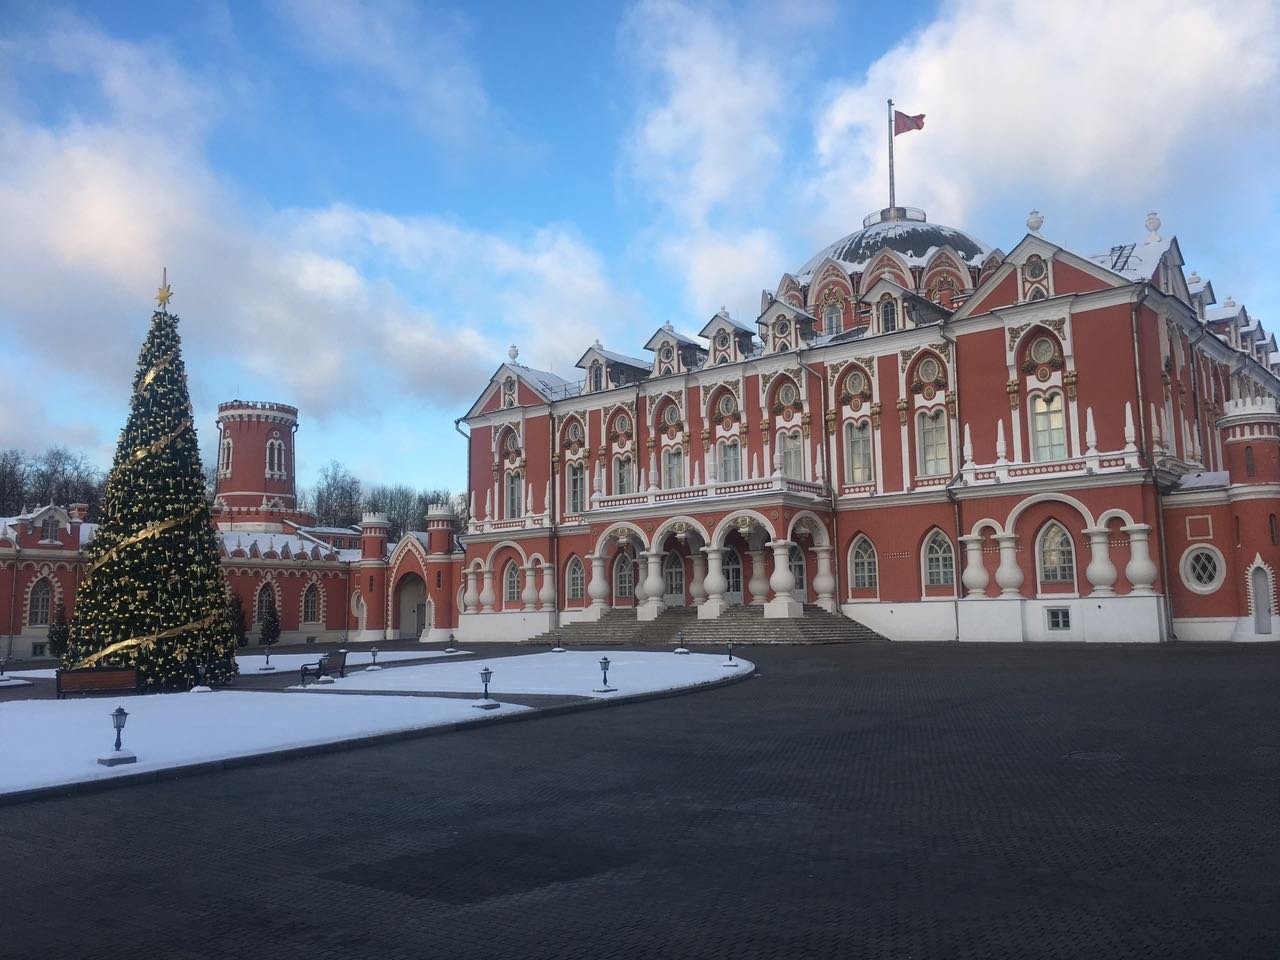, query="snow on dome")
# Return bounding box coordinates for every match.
[795,207,991,284]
